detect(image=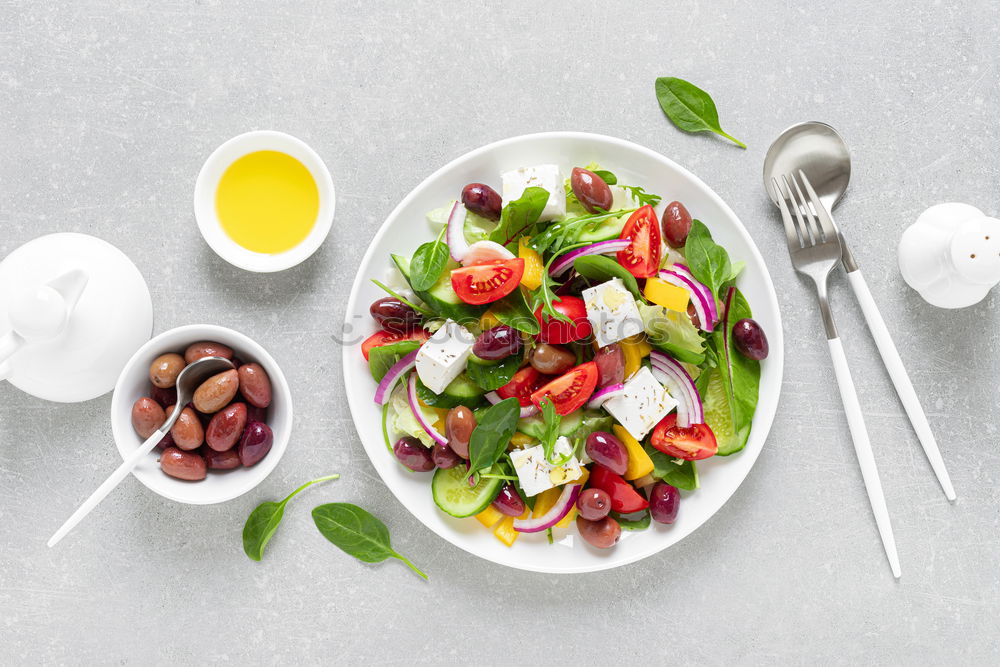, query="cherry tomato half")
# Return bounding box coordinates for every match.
[588,464,649,514]
[496,366,546,407]
[361,329,429,361]
[650,414,718,461]
[533,295,592,344]
[617,205,662,278]
[451,258,525,305]
[529,361,599,416]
